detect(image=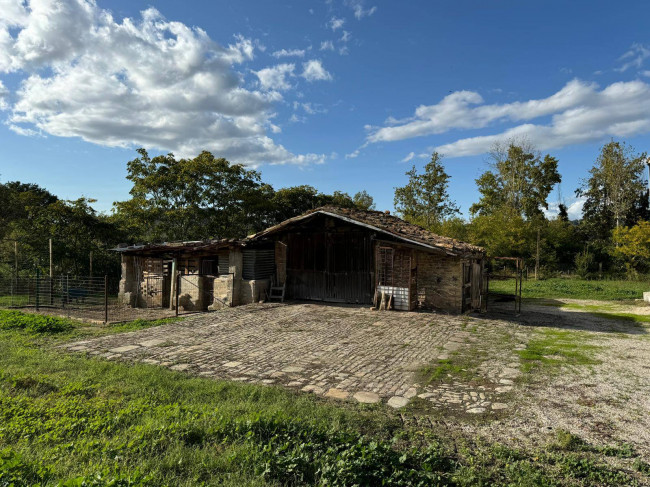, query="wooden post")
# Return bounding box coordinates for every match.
[175,272,180,317]
[104,275,108,323]
[14,241,18,278]
[89,251,93,278]
[169,258,177,310]
[49,238,53,278]
[535,229,540,280]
